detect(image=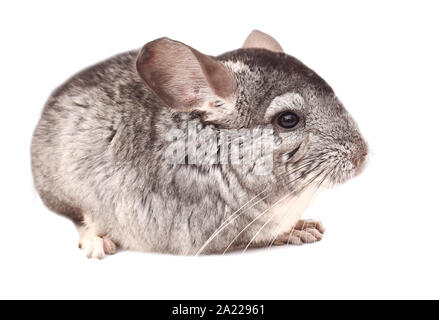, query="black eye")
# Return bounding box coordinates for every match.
[276,111,300,129]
